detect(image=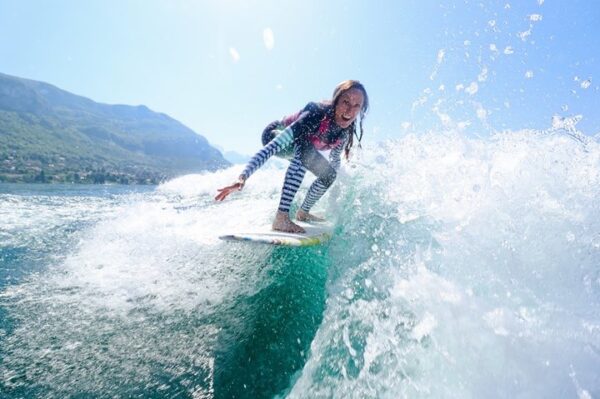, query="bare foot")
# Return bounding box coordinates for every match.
[272,211,306,233]
[296,209,325,222]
